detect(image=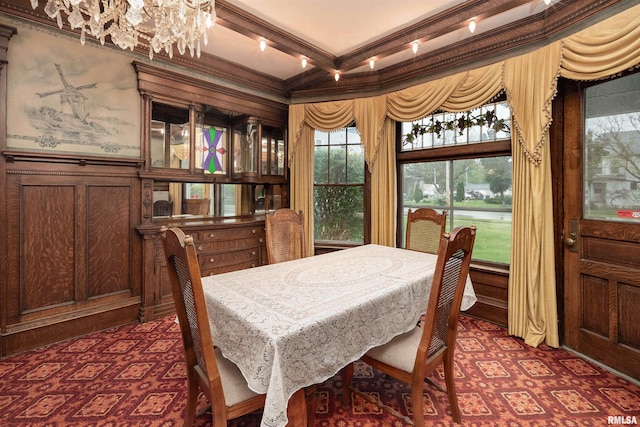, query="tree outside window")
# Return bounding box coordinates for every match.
[313,127,365,244]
